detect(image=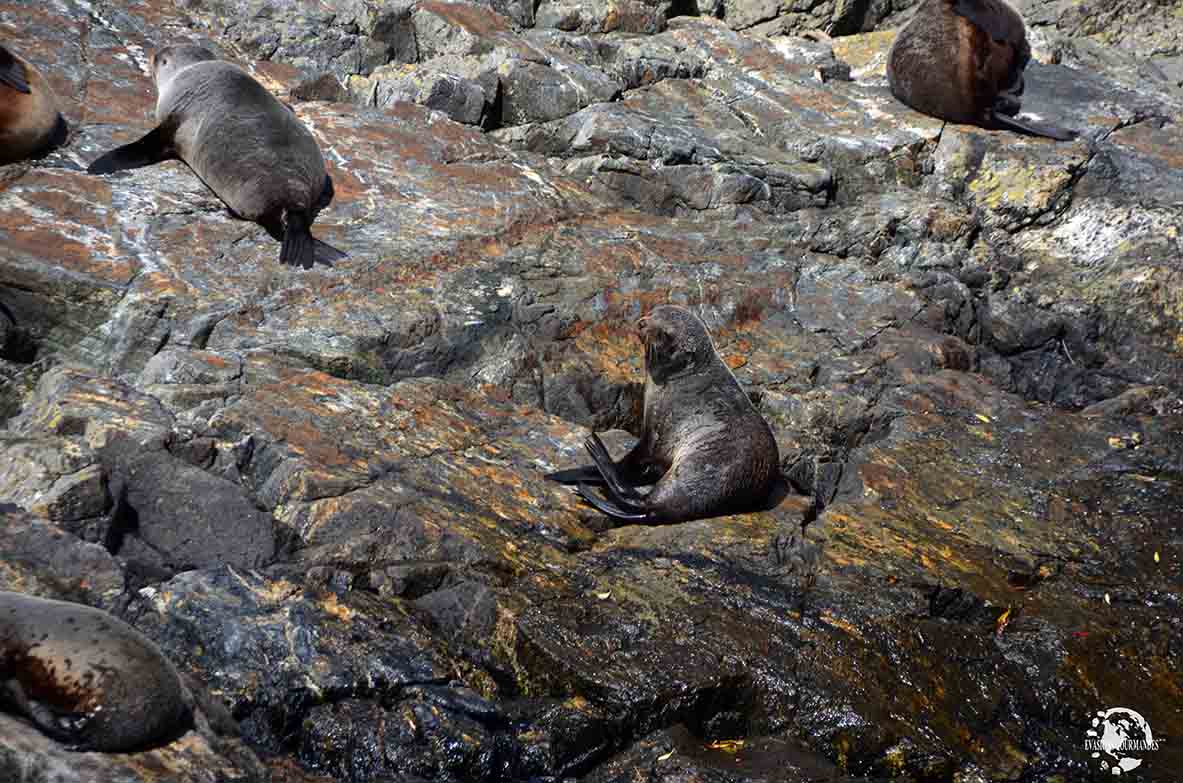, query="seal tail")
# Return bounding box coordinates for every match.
[994,113,1078,142]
